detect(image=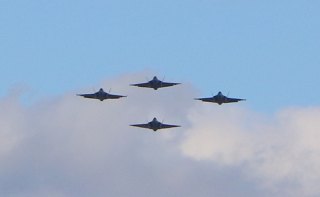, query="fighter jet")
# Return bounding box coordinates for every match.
[195,91,245,105]
[130,117,181,131]
[130,76,180,90]
[77,88,126,101]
